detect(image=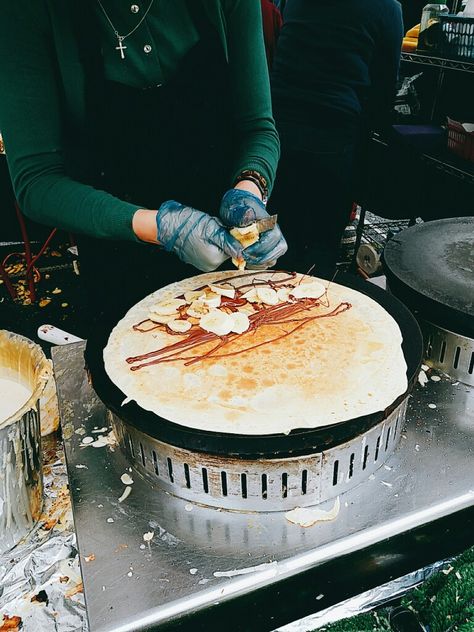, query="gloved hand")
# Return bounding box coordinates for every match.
[156,200,243,272]
[219,189,287,268]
